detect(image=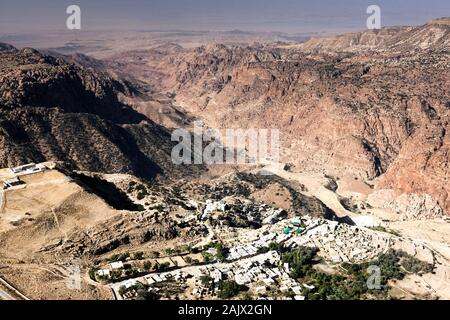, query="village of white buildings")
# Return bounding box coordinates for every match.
[97,197,435,300]
[0,161,440,300]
